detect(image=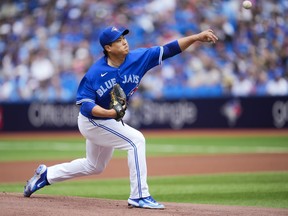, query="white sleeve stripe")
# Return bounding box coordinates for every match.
[76,98,95,105]
[159,46,163,65]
